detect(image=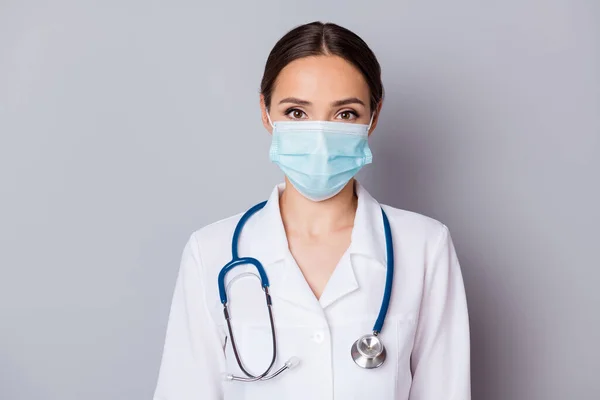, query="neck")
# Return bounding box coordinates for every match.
[279,178,358,237]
